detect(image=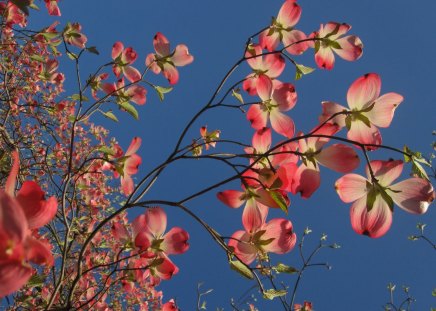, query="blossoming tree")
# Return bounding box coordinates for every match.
[0,0,434,310]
